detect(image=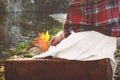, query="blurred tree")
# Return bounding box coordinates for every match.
[0,0,72,52]
[0,0,7,53]
[34,0,72,34]
[0,0,6,24]
[21,0,72,35]
[35,0,71,14]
